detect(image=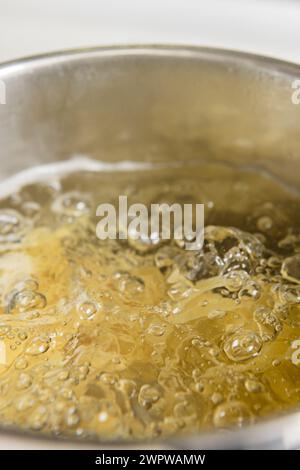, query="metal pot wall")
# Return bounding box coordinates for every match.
[0,46,300,449]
